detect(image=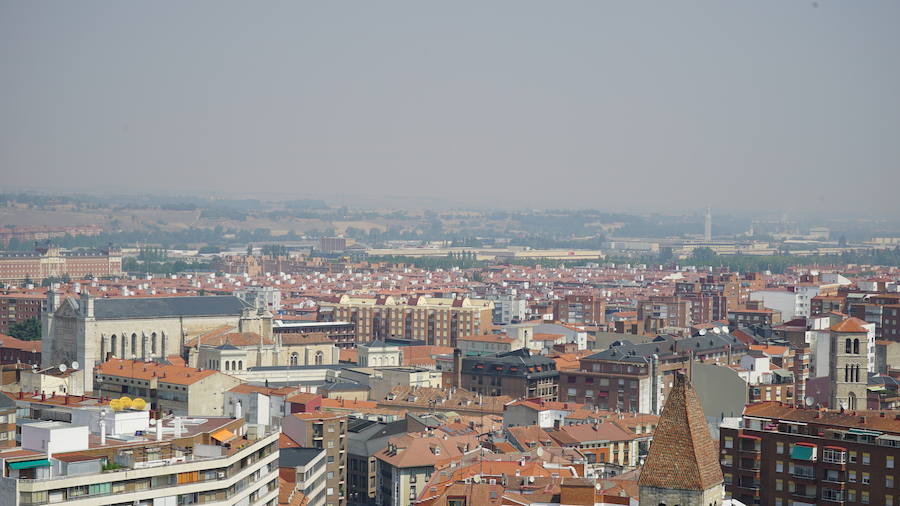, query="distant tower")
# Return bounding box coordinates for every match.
[829,317,870,410]
[704,206,712,242]
[639,373,724,505]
